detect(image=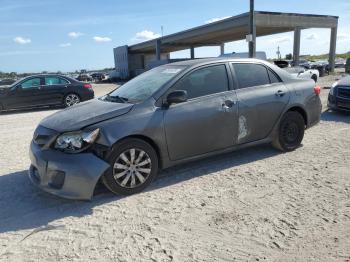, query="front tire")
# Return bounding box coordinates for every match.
[102,138,159,195]
[273,111,305,152]
[311,74,317,83]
